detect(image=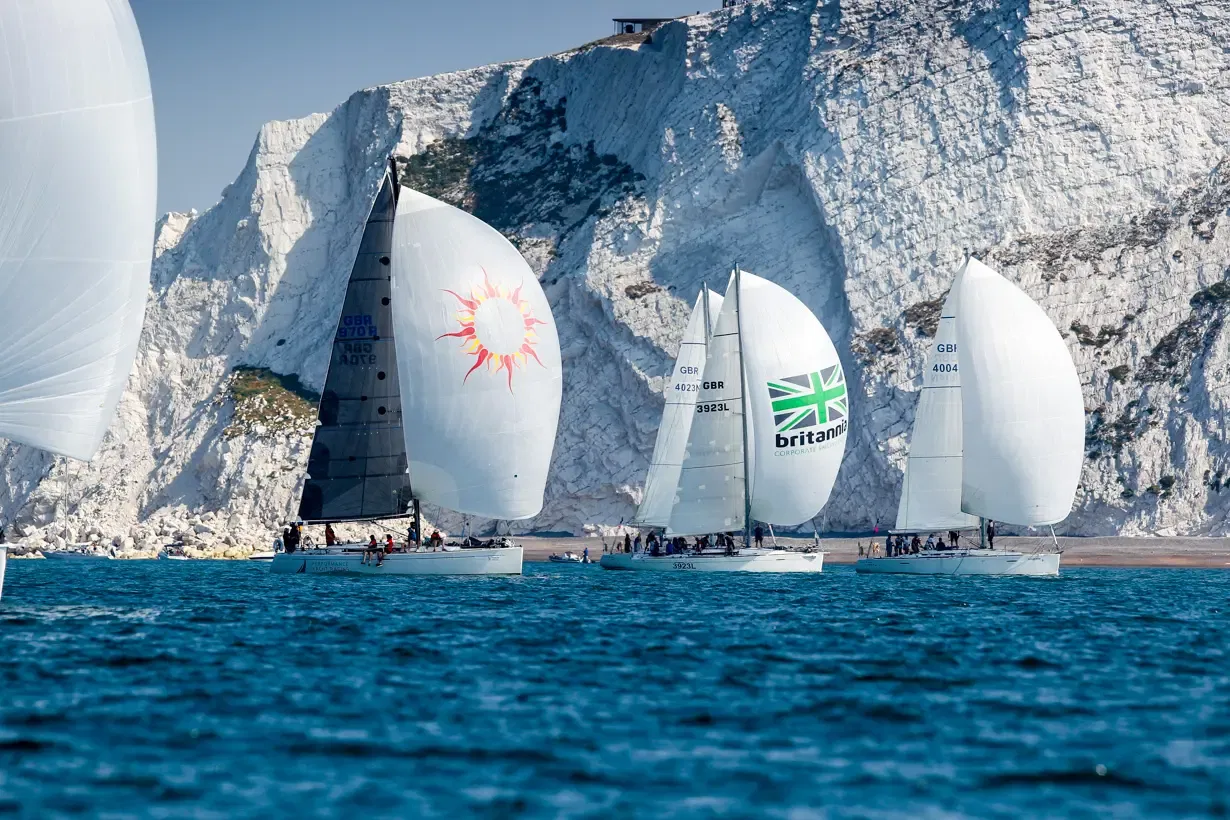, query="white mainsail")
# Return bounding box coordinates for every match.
[668,275,747,536]
[389,189,562,520]
[0,0,157,461]
[894,264,979,532]
[956,258,1084,526]
[742,271,849,525]
[636,289,723,527]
